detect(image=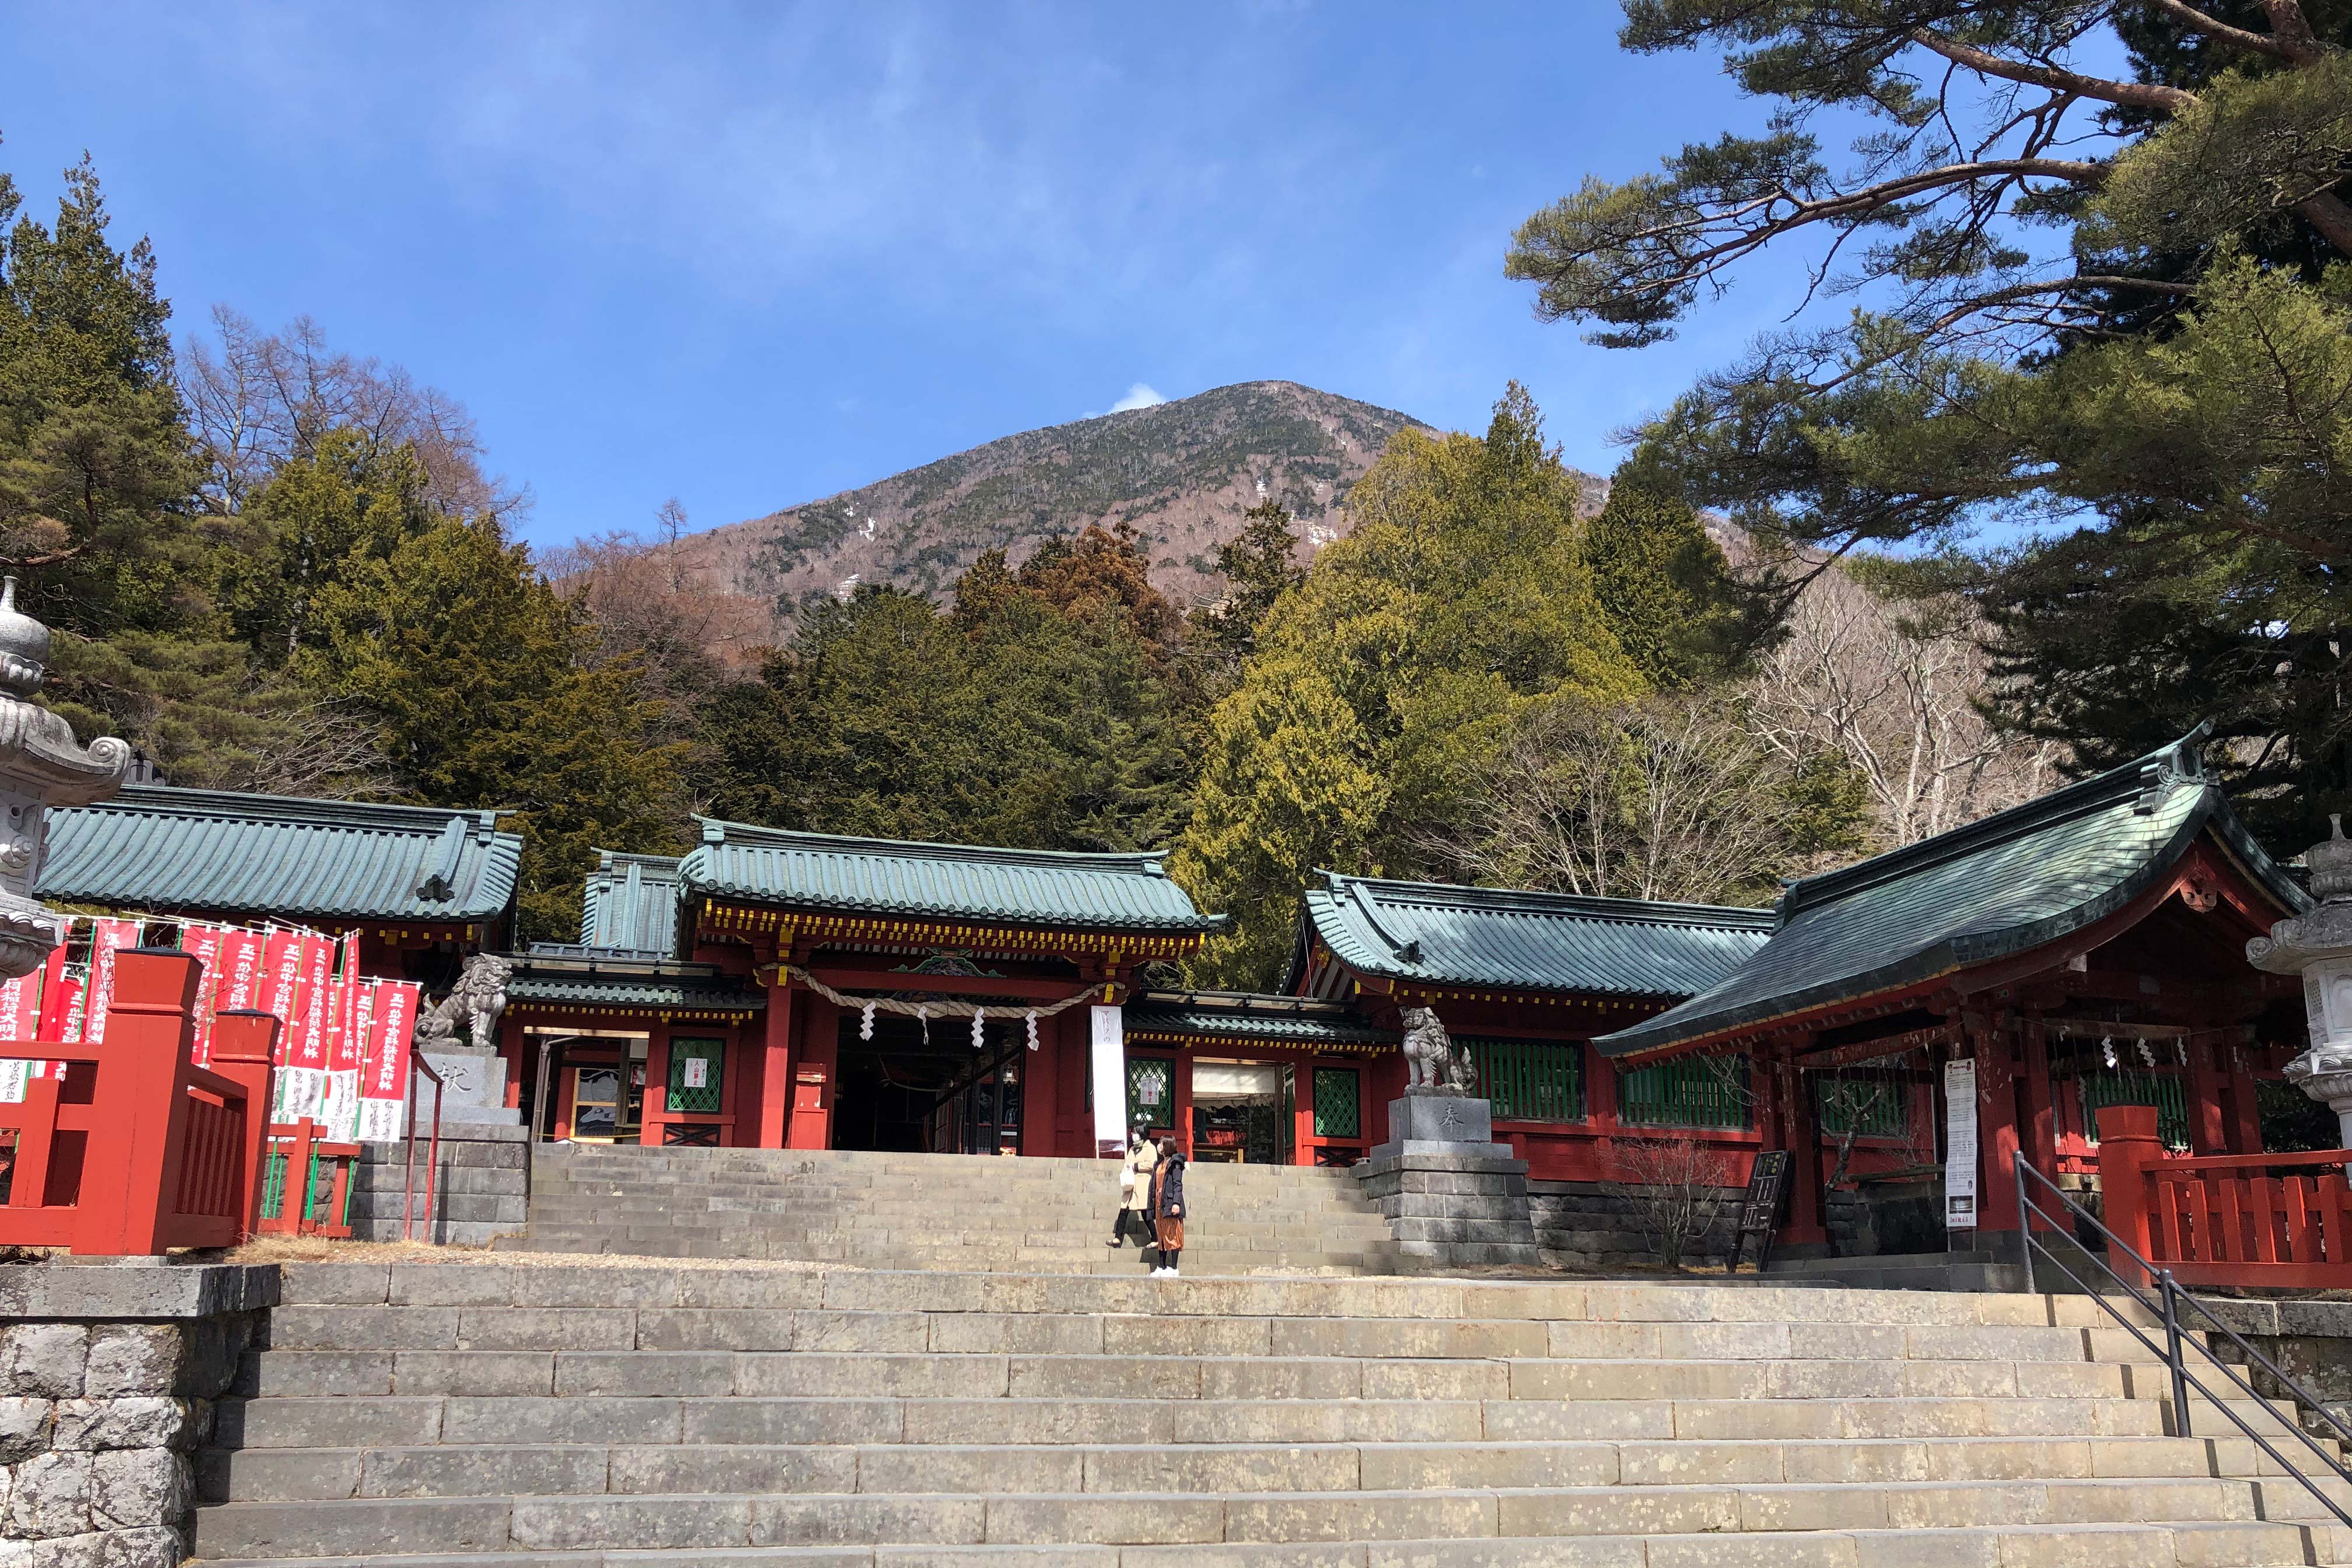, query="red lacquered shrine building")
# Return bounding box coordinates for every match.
[1594,733,2316,1268]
